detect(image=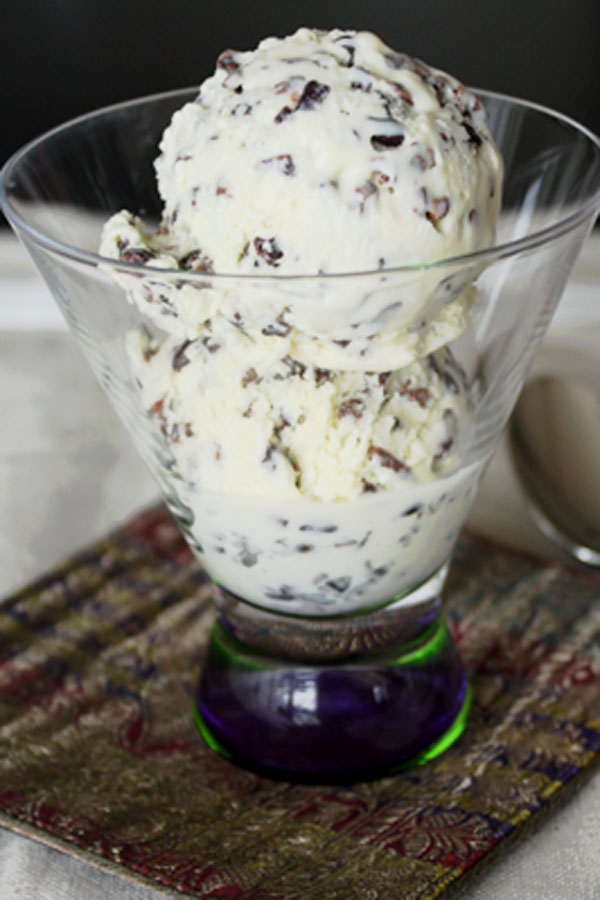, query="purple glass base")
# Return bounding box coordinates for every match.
[196,613,469,782]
